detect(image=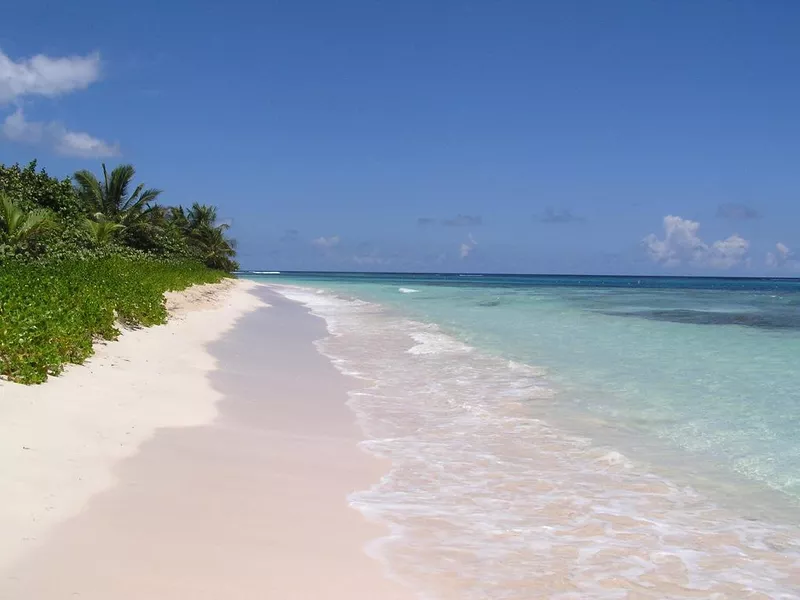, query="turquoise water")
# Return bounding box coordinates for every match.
[260,272,800,504]
[248,273,800,598]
